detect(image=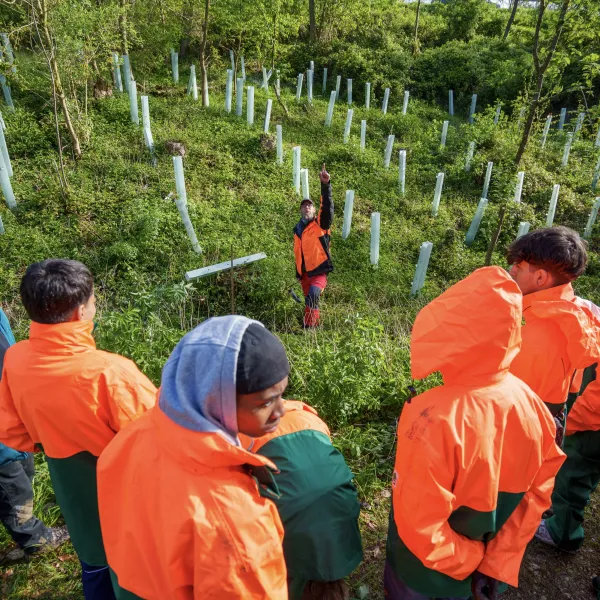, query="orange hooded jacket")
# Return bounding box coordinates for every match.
[509,284,600,414]
[567,369,600,435]
[97,316,287,600]
[386,267,565,598]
